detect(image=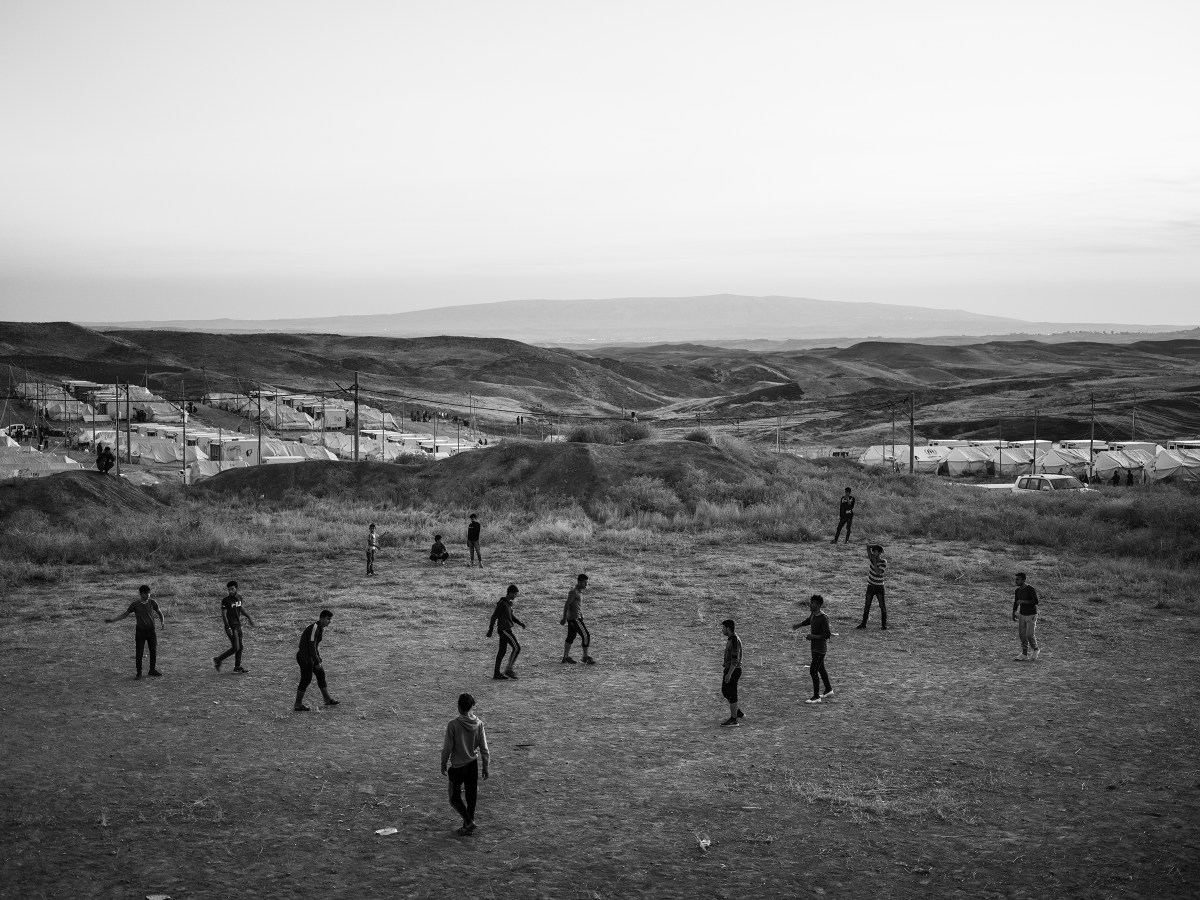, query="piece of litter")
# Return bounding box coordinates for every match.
[375,827,398,836]
[147,895,171,900]
[696,831,711,851]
